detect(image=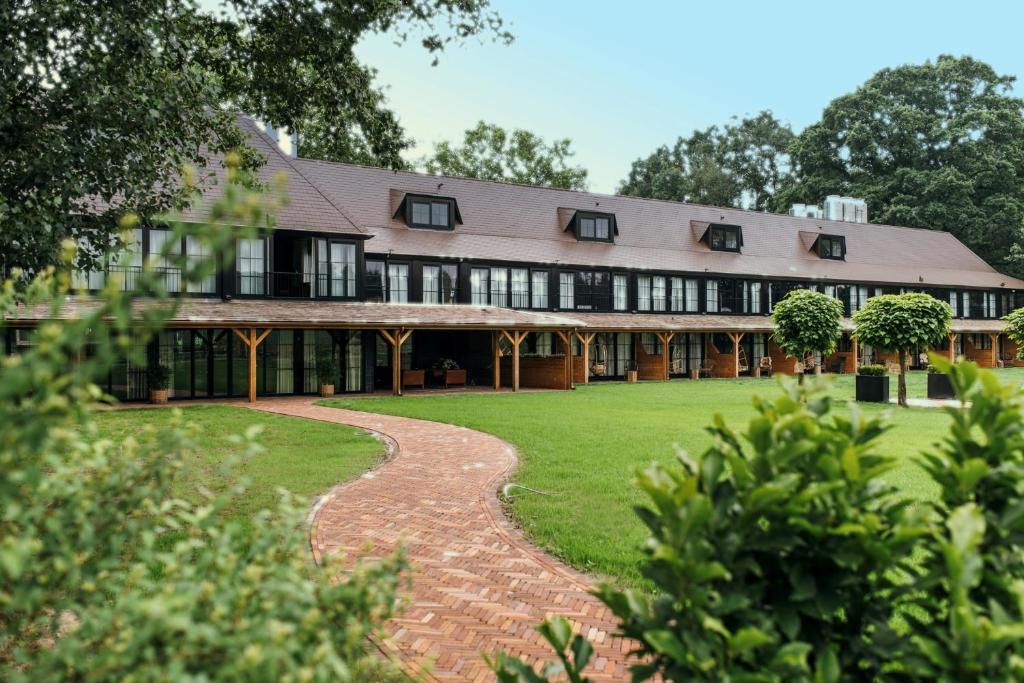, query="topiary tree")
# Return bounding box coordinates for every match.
[853,293,951,406]
[770,288,844,379]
